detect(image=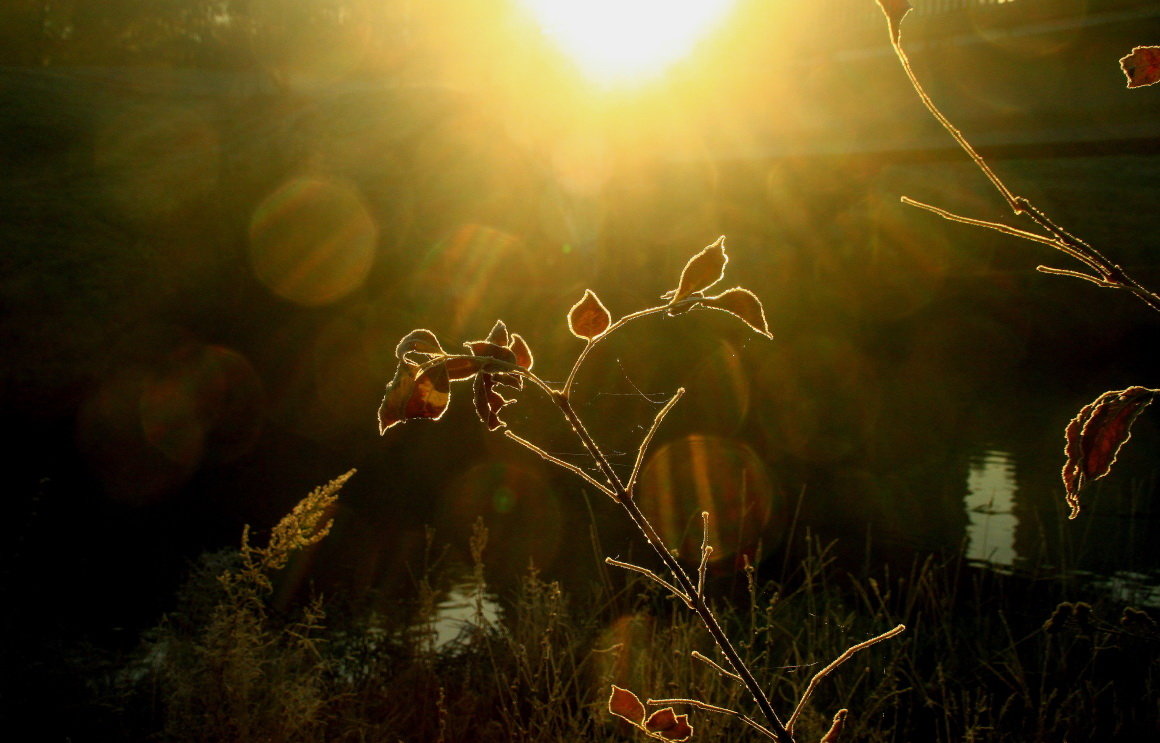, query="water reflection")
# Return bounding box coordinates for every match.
[433,579,502,649]
[965,449,1018,567]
